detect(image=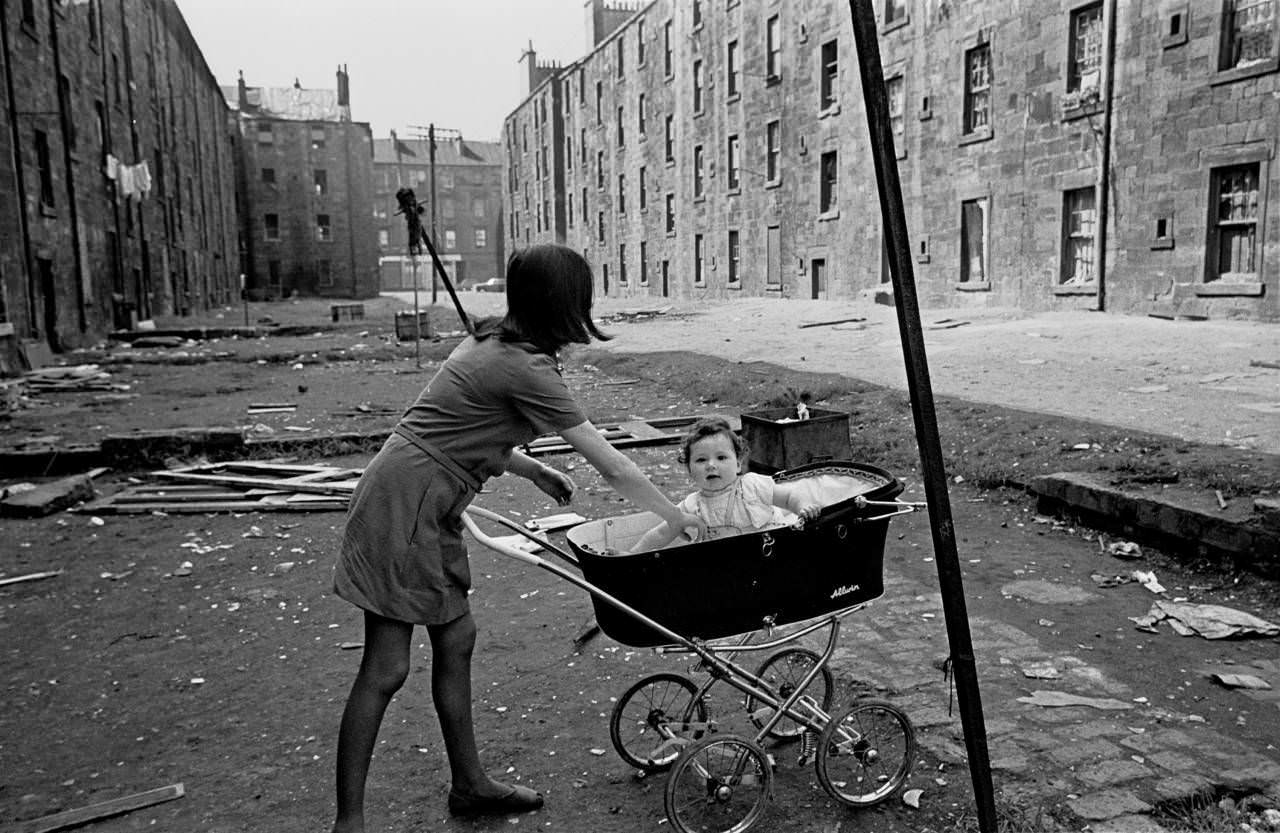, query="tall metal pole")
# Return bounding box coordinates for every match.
[846,2,997,830]
[428,123,438,304]
[393,131,421,366]
[1093,0,1117,311]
